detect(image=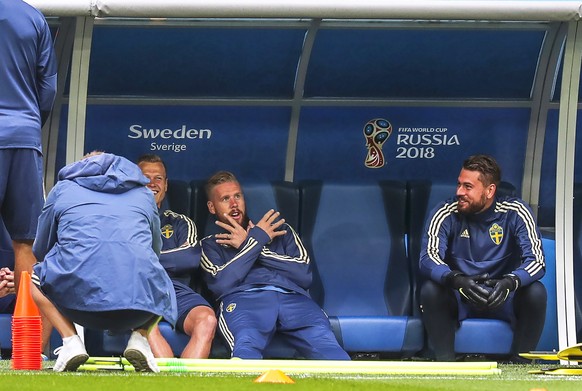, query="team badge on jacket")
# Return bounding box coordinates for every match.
[226,303,237,312]
[161,224,174,239]
[489,223,503,245]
